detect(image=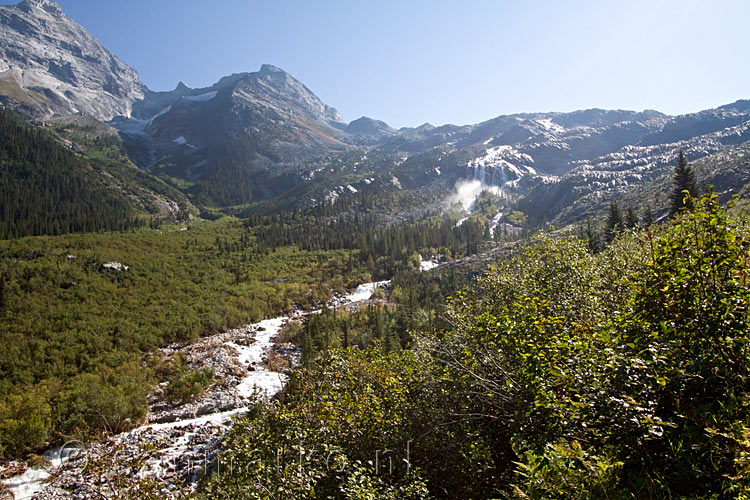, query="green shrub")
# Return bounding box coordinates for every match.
[0,384,53,457]
[162,355,214,405]
[61,361,151,435]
